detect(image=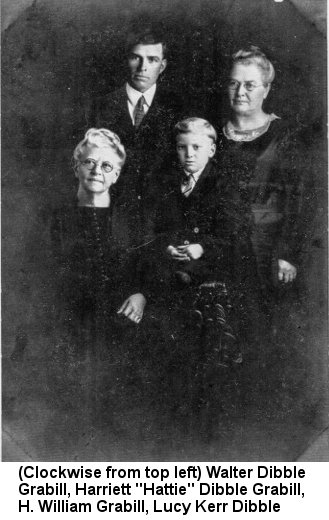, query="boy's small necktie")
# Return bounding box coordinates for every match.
[134,95,146,128]
[182,174,196,197]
